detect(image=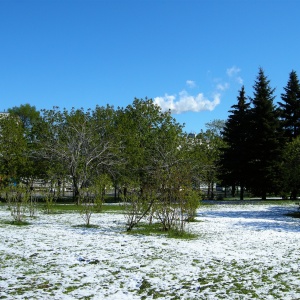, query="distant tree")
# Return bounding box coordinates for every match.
[247,68,282,200]
[278,70,300,141]
[219,86,250,200]
[192,120,225,199]
[205,119,226,137]
[8,103,41,138]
